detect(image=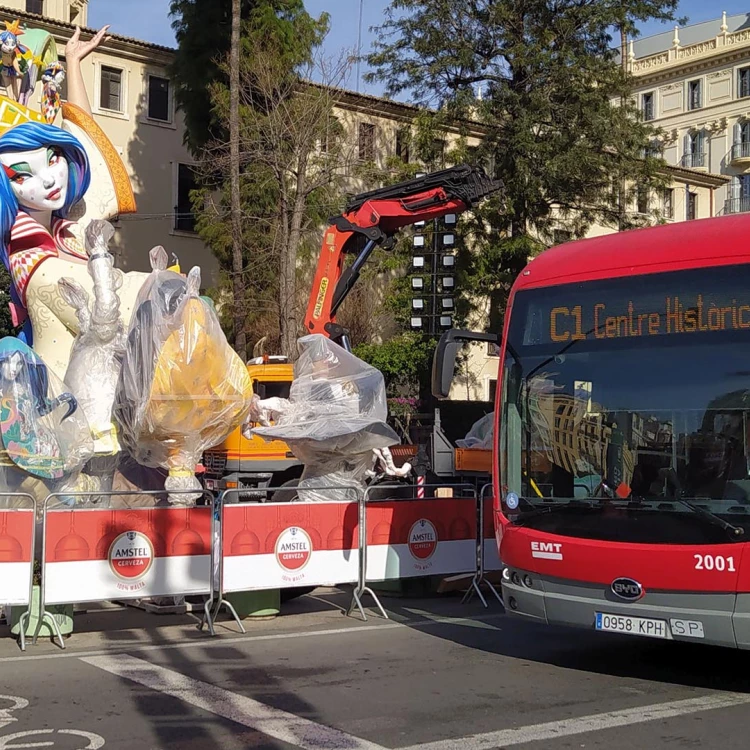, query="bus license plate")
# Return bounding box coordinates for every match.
[595,612,668,639]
